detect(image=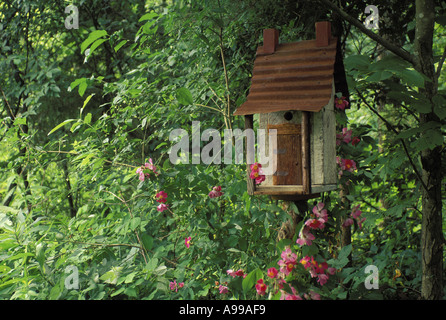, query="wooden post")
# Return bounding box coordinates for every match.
[301,111,311,194]
[245,115,255,195]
